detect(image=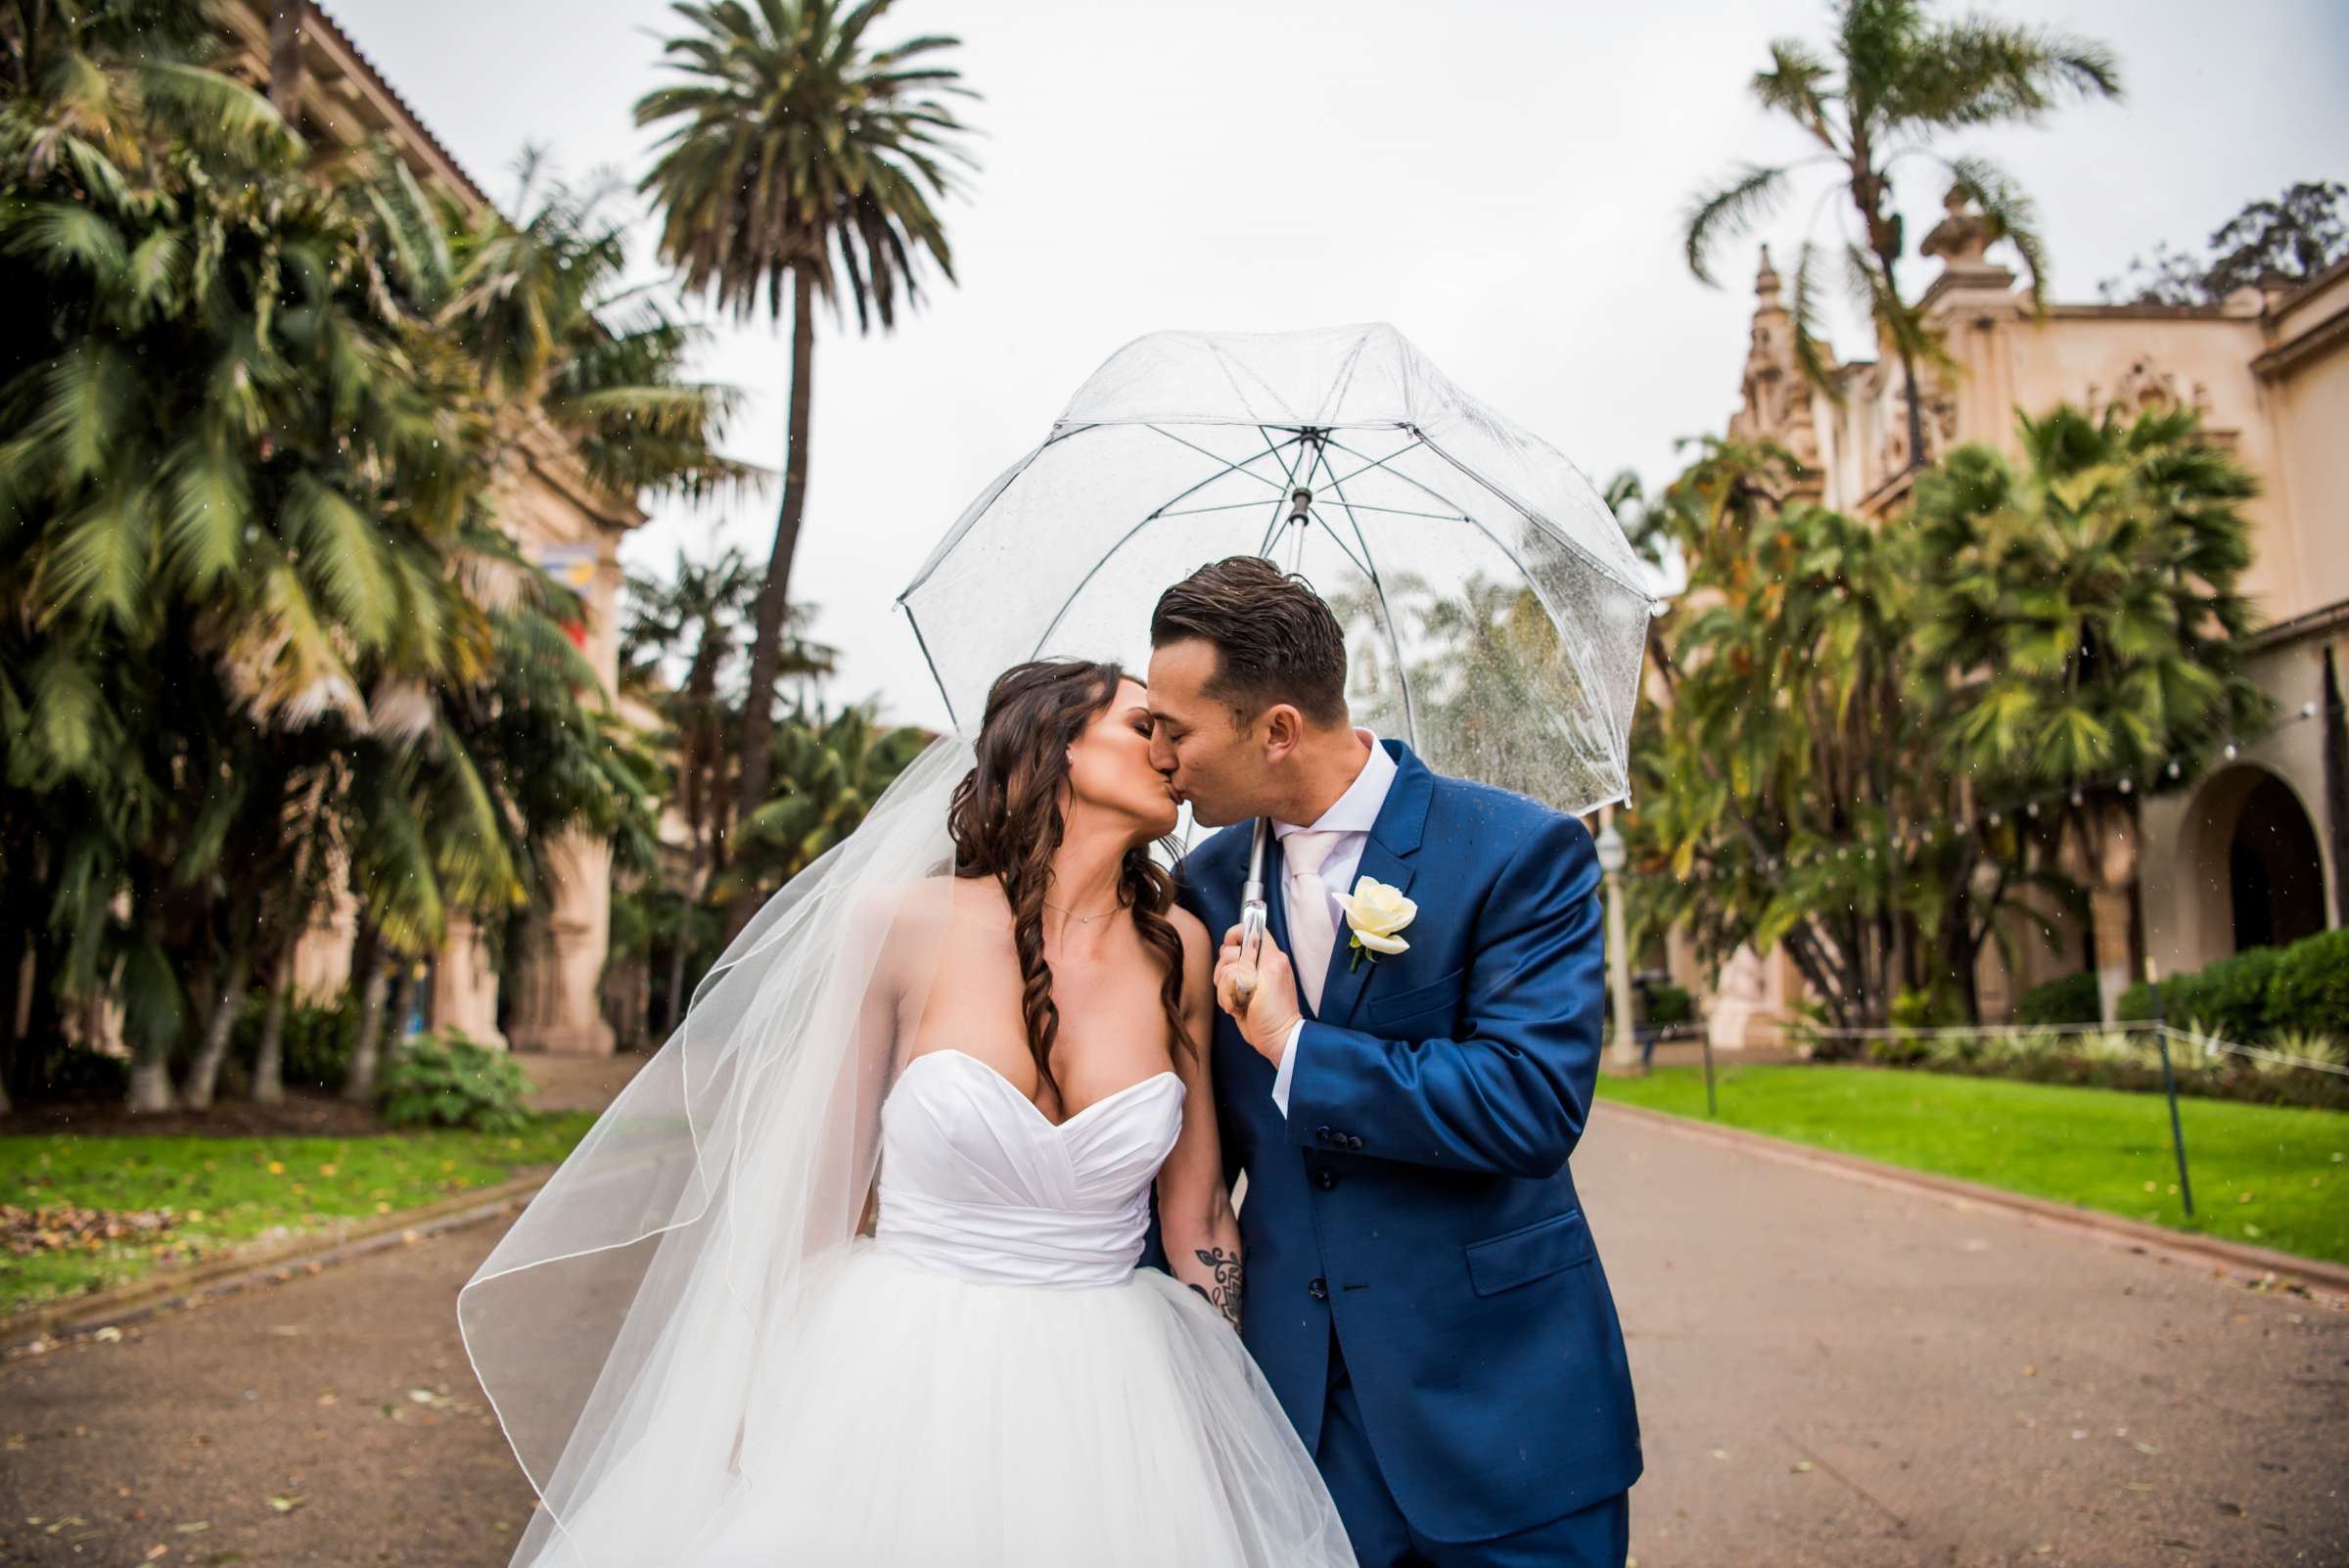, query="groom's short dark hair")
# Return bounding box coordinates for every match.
[1151,556,1348,728]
